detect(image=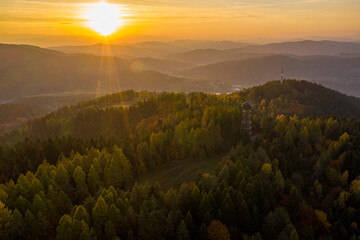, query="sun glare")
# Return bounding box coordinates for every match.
[83,1,124,36]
